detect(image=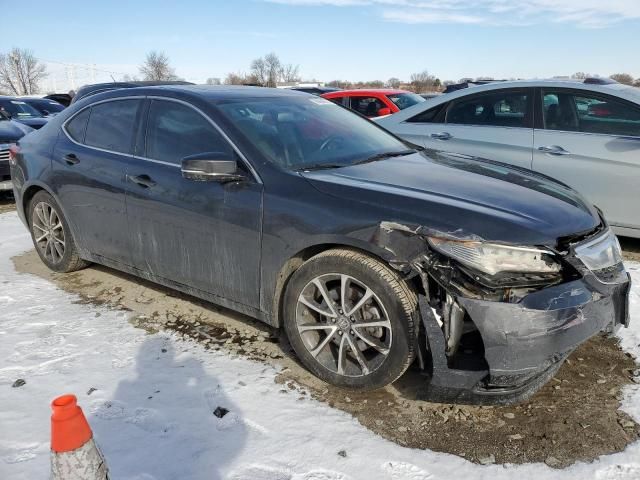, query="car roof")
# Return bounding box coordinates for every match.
[323,89,413,97]
[77,84,312,104]
[380,79,640,124]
